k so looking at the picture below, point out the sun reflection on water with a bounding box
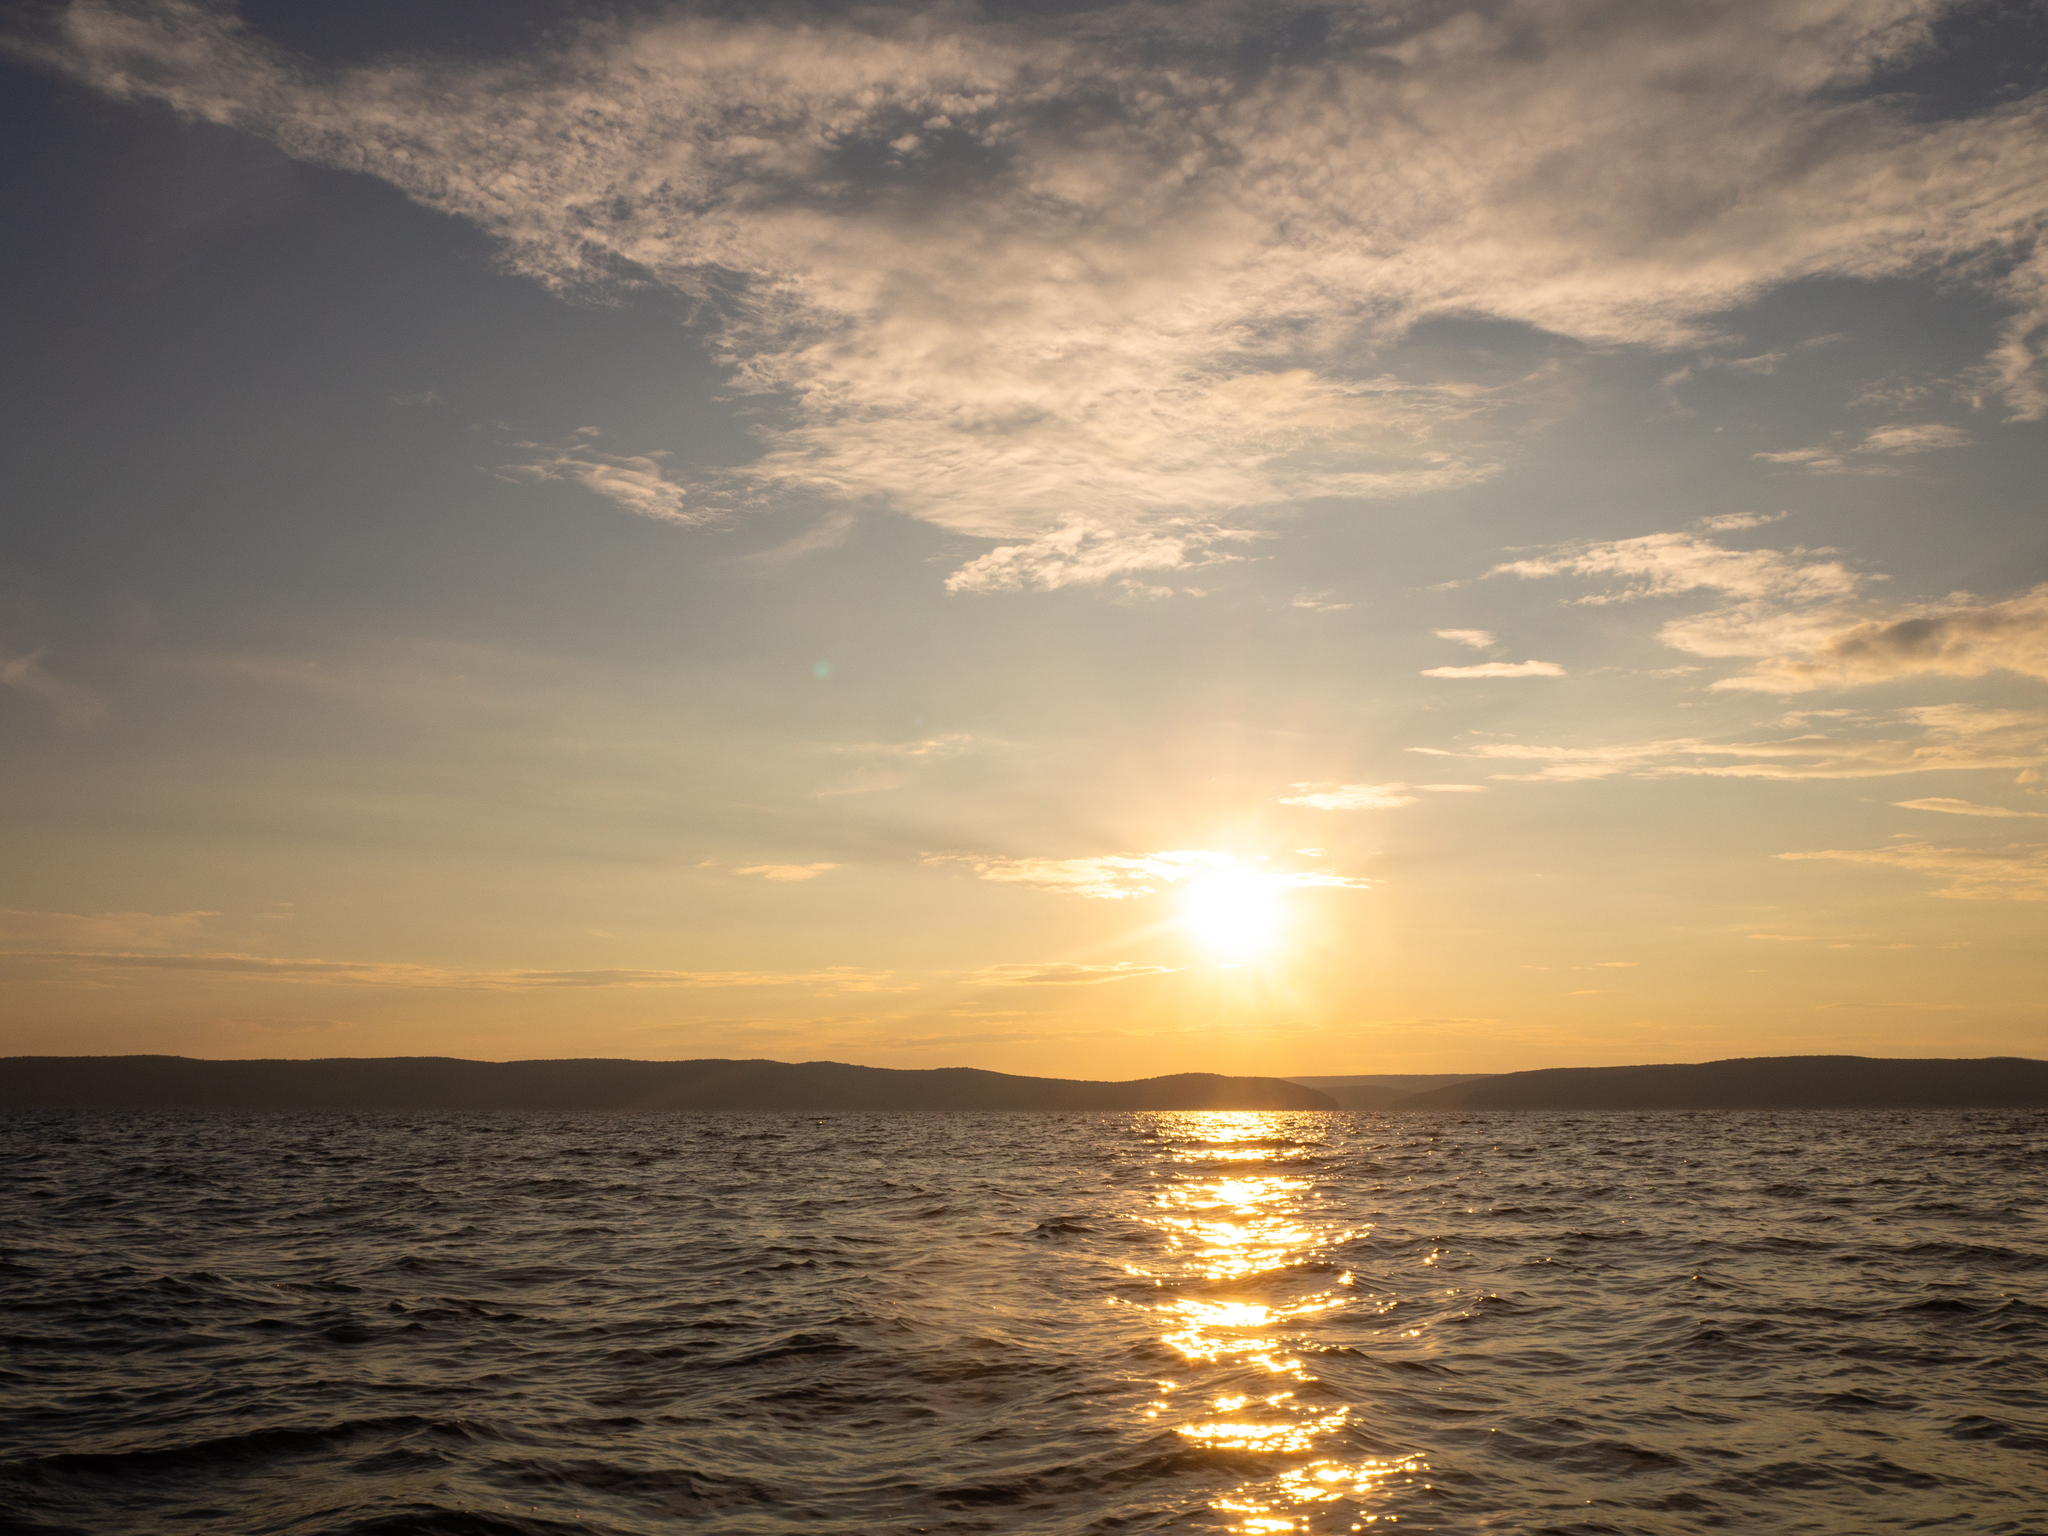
[1131,1112,1422,1533]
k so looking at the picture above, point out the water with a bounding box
[2,1110,2044,1535]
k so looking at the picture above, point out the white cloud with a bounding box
[1697,510,1788,532]
[735,863,840,881]
[1780,840,2048,900]
[1434,628,1496,649]
[1421,660,1566,679]
[31,0,2048,589]
[1894,798,2048,818]
[1280,783,1416,810]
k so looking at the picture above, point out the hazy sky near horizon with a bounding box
[3,0,2046,1074]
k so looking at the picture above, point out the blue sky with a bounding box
[3,0,2045,1071]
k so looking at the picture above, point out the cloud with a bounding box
[966,962,1180,987]
[503,440,701,525]
[29,0,2048,588]
[932,848,1369,899]
[1490,528,2048,694]
[1857,423,1973,454]
[1753,420,1974,473]
[1277,780,1482,807]
[1434,629,1496,649]
[1725,352,1787,375]
[1423,704,2048,781]
[1716,584,2048,693]
[0,951,897,989]
[944,522,1253,595]
[1780,840,2048,900]
[1697,511,1788,532]
[1894,797,2048,818]
[735,863,840,881]
[1489,531,1859,608]
[1421,660,1566,679]
[0,649,106,726]
[0,909,216,949]
[1279,783,1416,810]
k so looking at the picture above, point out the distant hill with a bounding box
[0,1057,1338,1113]
[1391,1056,2048,1110]
[1286,1074,1492,1110]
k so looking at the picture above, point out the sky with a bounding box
[2,0,2045,1075]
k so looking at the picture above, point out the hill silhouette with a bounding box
[1392,1056,2048,1110]
[1287,1073,1490,1110]
[0,1057,1337,1113]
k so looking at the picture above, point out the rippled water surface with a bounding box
[3,1110,2045,1534]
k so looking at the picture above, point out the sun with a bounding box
[1180,870,1286,962]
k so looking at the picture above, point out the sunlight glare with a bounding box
[1182,870,1286,961]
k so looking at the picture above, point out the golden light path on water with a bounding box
[1128,1113,1431,1533]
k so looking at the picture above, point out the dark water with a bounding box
[3,1111,2045,1535]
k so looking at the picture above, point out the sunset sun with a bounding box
[1181,871,1287,962]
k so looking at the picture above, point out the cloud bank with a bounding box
[27,0,2048,587]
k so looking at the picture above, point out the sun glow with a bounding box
[1181,870,1287,961]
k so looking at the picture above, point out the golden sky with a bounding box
[3,0,2045,1071]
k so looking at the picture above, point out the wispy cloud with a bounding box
[964,962,1180,987]
[1780,841,2048,900]
[1487,525,2048,695]
[1434,629,1496,649]
[0,649,106,726]
[1754,421,1974,473]
[502,434,702,525]
[1717,584,2048,693]
[1894,797,2048,819]
[931,849,1369,900]
[1419,705,2048,782]
[1489,532,1859,608]
[1279,783,1416,810]
[1278,779,1487,808]
[30,0,2048,589]
[0,951,898,989]
[734,863,840,882]
[1422,660,1566,679]
[0,908,217,949]
[944,523,1256,596]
